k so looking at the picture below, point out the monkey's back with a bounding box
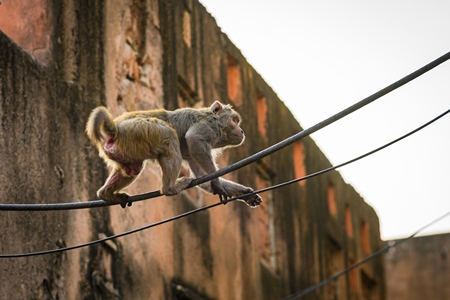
[115,106,218,137]
[115,116,180,161]
[114,109,170,123]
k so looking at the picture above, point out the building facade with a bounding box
[0,0,385,299]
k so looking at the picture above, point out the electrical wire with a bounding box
[1,50,449,211]
[281,210,450,300]
[192,50,450,187]
[261,107,450,193]
[1,107,448,258]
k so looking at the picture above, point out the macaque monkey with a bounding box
[86,101,262,208]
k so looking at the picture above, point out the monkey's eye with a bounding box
[232,116,240,124]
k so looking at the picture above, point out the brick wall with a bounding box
[0,0,385,299]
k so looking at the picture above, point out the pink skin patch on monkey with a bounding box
[104,137,143,176]
[104,137,116,153]
[121,163,143,176]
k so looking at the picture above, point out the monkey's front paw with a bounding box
[164,177,195,196]
[241,193,263,208]
[213,188,231,205]
[210,179,230,205]
[218,194,231,205]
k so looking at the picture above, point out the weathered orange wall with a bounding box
[0,0,385,299]
[0,0,51,64]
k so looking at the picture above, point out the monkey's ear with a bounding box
[210,101,223,115]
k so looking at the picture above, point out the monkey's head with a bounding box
[210,101,245,148]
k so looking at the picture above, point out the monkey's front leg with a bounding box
[196,175,262,207]
[188,158,262,207]
[187,160,230,204]
[98,169,137,208]
[185,131,230,203]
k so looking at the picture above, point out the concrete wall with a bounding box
[0,0,385,299]
[385,233,450,300]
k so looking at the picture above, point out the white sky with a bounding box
[200,0,450,240]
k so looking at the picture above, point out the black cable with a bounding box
[1,50,449,211]
[190,50,450,187]
[262,107,450,192]
[281,210,450,300]
[1,107,448,258]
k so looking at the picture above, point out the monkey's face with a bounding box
[223,114,245,147]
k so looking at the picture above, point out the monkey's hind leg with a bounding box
[98,169,138,208]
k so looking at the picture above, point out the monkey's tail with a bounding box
[86,106,117,146]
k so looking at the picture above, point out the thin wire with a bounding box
[281,210,450,300]
[0,201,223,258]
[1,50,449,211]
[1,107,448,258]
[190,50,450,187]
[261,107,450,192]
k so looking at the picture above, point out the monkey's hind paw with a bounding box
[116,194,132,209]
[120,201,133,209]
[99,192,132,209]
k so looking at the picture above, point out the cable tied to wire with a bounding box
[1,50,450,212]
